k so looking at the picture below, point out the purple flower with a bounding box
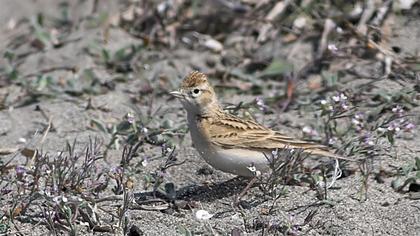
[15,165,27,175]
[392,105,404,117]
[125,112,135,124]
[328,137,338,145]
[341,103,349,110]
[302,126,319,137]
[110,166,123,175]
[404,122,416,132]
[320,99,333,112]
[387,121,401,132]
[332,93,347,103]
[328,44,339,54]
[352,112,365,131]
[161,143,173,155]
[16,165,27,180]
[255,97,268,112]
[271,149,279,157]
[321,93,351,114]
[156,170,167,178]
[361,133,374,146]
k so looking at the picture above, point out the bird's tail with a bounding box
[303,146,354,161]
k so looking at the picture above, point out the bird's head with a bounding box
[170,71,219,116]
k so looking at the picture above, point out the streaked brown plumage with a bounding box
[171,71,346,176]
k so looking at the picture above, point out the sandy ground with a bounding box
[1,0,419,235]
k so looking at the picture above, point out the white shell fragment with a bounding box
[195,210,213,220]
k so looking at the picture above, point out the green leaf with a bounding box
[411,63,420,71]
[0,222,10,234]
[35,75,51,91]
[7,68,19,81]
[177,226,193,236]
[401,163,415,175]
[90,119,108,133]
[260,58,294,77]
[415,157,420,170]
[4,50,15,62]
[116,121,132,133]
[322,71,338,87]
[391,177,404,191]
[386,131,395,145]
[34,30,51,48]
[101,49,110,64]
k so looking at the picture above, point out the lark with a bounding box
[170,71,346,177]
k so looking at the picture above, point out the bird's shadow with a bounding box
[176,177,249,202]
[134,177,250,203]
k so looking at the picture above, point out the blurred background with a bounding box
[0,0,419,235]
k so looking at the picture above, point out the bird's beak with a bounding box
[169,90,184,98]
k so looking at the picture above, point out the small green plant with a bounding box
[0,139,115,234]
[2,50,19,82]
[391,157,420,192]
[0,216,9,234]
[259,148,308,199]
[85,43,144,74]
[91,107,187,159]
[316,91,416,200]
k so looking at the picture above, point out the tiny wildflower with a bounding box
[62,196,68,203]
[328,105,334,111]
[404,122,415,132]
[341,103,349,110]
[328,44,338,54]
[53,196,63,205]
[161,143,173,155]
[125,112,135,124]
[271,149,279,157]
[387,122,401,133]
[391,105,404,117]
[15,165,27,176]
[377,127,386,133]
[302,126,319,137]
[320,99,334,113]
[156,170,167,178]
[352,112,365,131]
[361,133,375,147]
[255,97,268,112]
[328,137,338,145]
[141,157,149,167]
[110,166,123,176]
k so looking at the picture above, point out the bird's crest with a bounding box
[181,71,209,89]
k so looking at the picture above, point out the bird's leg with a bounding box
[234,176,258,205]
[234,164,261,205]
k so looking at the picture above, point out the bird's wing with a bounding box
[206,114,346,159]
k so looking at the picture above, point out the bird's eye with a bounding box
[191,89,201,97]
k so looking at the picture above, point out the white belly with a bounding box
[187,115,270,177]
[205,147,270,177]
[188,121,268,176]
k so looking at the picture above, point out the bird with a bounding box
[170,71,347,178]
